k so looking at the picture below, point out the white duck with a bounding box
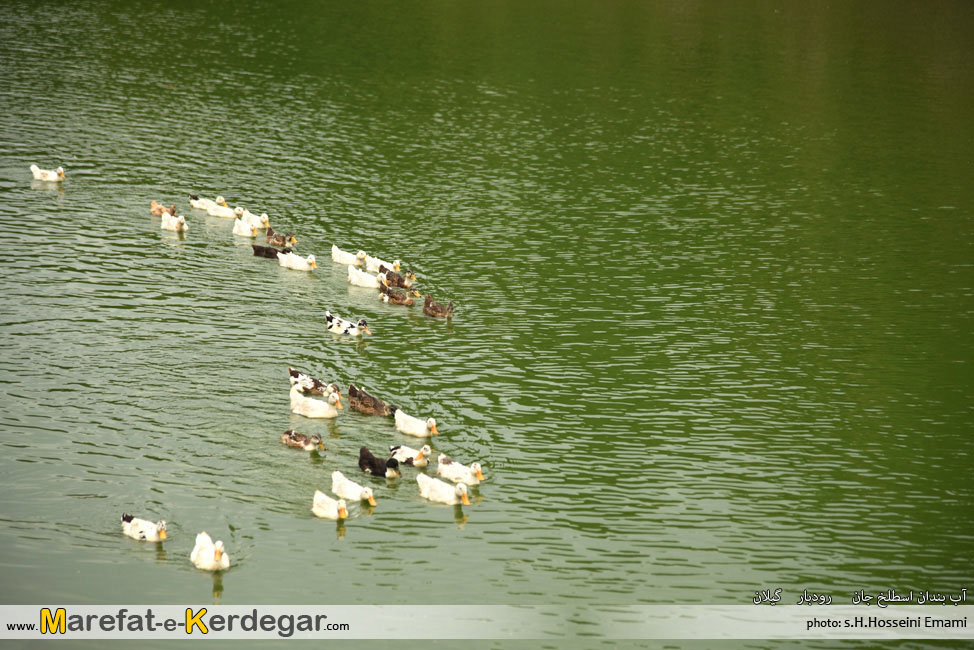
[390,444,431,467]
[120,513,167,541]
[161,213,189,232]
[325,309,371,336]
[208,202,241,218]
[241,208,270,230]
[189,194,224,211]
[312,490,348,519]
[365,254,400,273]
[190,532,230,571]
[348,265,385,288]
[232,217,258,237]
[279,251,317,271]
[331,471,377,506]
[290,383,342,418]
[417,474,470,506]
[437,454,485,485]
[332,245,367,266]
[30,164,65,181]
[395,408,439,437]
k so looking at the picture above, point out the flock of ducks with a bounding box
[25,166,483,573]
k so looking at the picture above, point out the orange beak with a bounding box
[338,507,348,519]
[367,495,377,507]
[430,423,439,435]
[59,170,66,179]
[214,548,223,561]
[475,469,485,481]
[362,326,372,335]
[414,450,425,461]
[412,289,421,297]
[158,529,167,541]
[219,199,228,207]
[336,396,343,410]
[311,260,318,269]
[460,492,471,506]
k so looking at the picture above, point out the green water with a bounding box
[1,1,972,647]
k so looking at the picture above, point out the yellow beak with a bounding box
[476,469,485,481]
[338,507,348,519]
[367,495,377,507]
[311,261,318,269]
[430,423,439,435]
[59,170,66,179]
[214,548,223,560]
[317,441,326,451]
[412,289,421,297]
[394,262,401,272]
[414,450,425,460]
[362,326,372,335]
[158,529,167,540]
[336,397,343,410]
[219,199,228,207]
[461,493,470,506]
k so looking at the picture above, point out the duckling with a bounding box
[266,226,298,247]
[436,454,485,485]
[423,294,455,318]
[190,532,230,571]
[232,217,258,237]
[288,367,340,396]
[348,265,385,289]
[325,309,371,336]
[240,208,270,229]
[395,408,439,437]
[189,194,226,211]
[160,213,189,232]
[417,474,470,506]
[252,244,292,258]
[290,383,342,418]
[332,245,366,266]
[150,200,176,216]
[311,490,348,520]
[378,265,415,289]
[358,446,402,478]
[379,283,421,306]
[366,254,400,273]
[30,164,65,181]
[121,513,167,542]
[280,430,325,451]
[331,471,378,506]
[348,383,396,416]
[278,251,317,272]
[390,444,431,467]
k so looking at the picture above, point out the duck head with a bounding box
[337,499,348,519]
[416,444,432,461]
[213,540,225,561]
[288,234,298,246]
[427,417,438,435]
[216,196,228,207]
[328,391,343,410]
[310,434,325,451]
[455,483,471,506]
[470,462,485,481]
[410,288,421,298]
[307,254,317,269]
[234,206,245,217]
[356,319,372,335]
[361,487,377,507]
[57,166,65,179]
[157,521,168,540]
[385,458,402,478]
[260,213,270,228]
[356,251,367,261]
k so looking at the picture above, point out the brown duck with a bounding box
[423,295,455,318]
[266,226,298,247]
[379,283,421,306]
[348,384,397,417]
[378,265,416,289]
[280,430,325,451]
[150,200,177,216]
[253,244,292,258]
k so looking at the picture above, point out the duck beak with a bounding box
[317,441,326,451]
[394,262,401,272]
[414,450,425,461]
[158,529,167,541]
[476,469,485,481]
[59,170,66,179]
[338,506,348,519]
[292,237,299,244]
[214,548,223,560]
[362,325,372,335]
[311,260,318,269]
[219,199,228,207]
[430,423,439,435]
[367,495,377,507]
[412,289,421,297]
[461,492,471,506]
[336,396,343,410]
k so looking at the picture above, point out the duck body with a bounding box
[232,217,258,237]
[390,444,431,467]
[332,245,366,266]
[325,310,371,336]
[348,265,384,288]
[207,202,238,218]
[121,513,167,541]
[160,213,189,232]
[189,194,225,211]
[378,265,415,288]
[379,283,420,306]
[290,383,342,418]
[437,454,485,485]
[240,208,270,229]
[267,226,297,247]
[30,164,65,181]
[417,474,470,505]
[395,408,439,437]
[312,490,348,519]
[331,471,377,506]
[279,251,317,271]
[423,295,455,318]
[288,367,339,396]
[358,446,402,478]
[150,200,176,216]
[348,383,396,416]
[190,531,230,571]
[280,430,325,451]
[252,244,291,258]
[366,254,400,273]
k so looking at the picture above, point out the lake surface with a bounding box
[0,1,972,647]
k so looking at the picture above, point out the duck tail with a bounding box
[188,193,199,201]
[121,513,134,523]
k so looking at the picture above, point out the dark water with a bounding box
[0,1,972,646]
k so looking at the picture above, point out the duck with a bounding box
[280,430,325,451]
[311,490,348,520]
[348,383,396,416]
[207,202,241,219]
[379,283,421,306]
[325,310,371,336]
[252,244,291,258]
[266,226,298,247]
[423,295,455,318]
[436,454,485,485]
[417,474,470,506]
[160,213,189,232]
[150,200,176,216]
[332,245,366,266]
[30,164,65,181]
[348,265,385,289]
[288,367,340,396]
[378,265,416,289]
[120,513,167,541]
[366,254,400,273]
[395,408,439,437]
[331,471,378,506]
[189,194,226,211]
[240,208,270,230]
[232,217,258,237]
[389,444,431,467]
[190,531,230,571]
[290,383,342,418]
[278,251,317,272]
[358,446,402,478]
